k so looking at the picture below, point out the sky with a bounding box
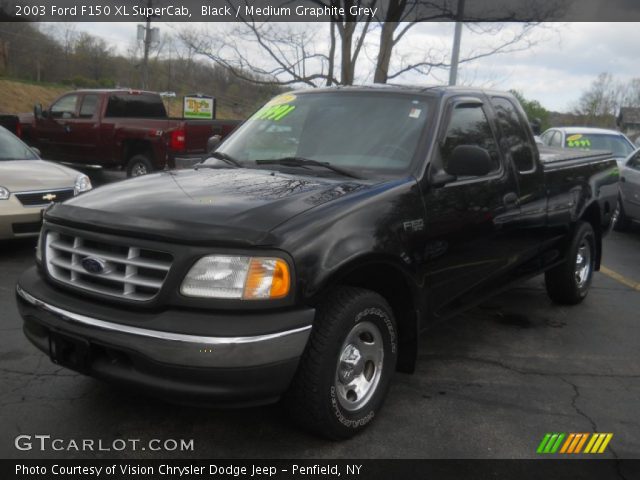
[66,21,639,112]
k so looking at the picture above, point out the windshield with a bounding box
[565,133,634,158]
[0,127,38,161]
[212,91,431,177]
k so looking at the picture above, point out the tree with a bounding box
[73,32,114,82]
[575,73,618,118]
[510,90,550,131]
[180,0,563,88]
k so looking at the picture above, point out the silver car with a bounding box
[615,148,640,230]
[540,127,635,167]
[0,127,92,240]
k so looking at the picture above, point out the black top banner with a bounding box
[2,0,640,22]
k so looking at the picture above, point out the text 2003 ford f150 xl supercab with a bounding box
[16,86,618,439]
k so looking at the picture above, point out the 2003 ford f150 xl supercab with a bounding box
[16,86,618,439]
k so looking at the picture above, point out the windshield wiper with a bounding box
[195,151,242,169]
[255,157,361,179]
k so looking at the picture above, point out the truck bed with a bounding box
[538,146,613,169]
[0,114,20,136]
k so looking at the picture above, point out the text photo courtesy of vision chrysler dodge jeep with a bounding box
[16,86,618,439]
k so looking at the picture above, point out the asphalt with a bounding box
[1,182,639,459]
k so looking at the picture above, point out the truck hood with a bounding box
[0,160,78,191]
[45,168,369,246]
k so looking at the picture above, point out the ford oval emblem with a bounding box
[81,257,107,274]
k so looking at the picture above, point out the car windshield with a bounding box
[565,133,634,158]
[0,127,38,161]
[210,91,432,177]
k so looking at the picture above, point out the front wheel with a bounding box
[126,154,154,177]
[545,221,596,305]
[285,286,398,439]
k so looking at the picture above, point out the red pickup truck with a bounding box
[20,89,241,177]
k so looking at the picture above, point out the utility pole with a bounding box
[141,0,153,90]
[139,0,161,90]
[448,0,465,86]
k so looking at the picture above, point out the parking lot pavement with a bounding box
[1,230,639,460]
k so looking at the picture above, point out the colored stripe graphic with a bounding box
[574,433,589,453]
[538,433,613,454]
[559,433,575,453]
[537,433,552,453]
[537,433,565,454]
[585,433,613,454]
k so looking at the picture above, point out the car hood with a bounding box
[0,160,78,191]
[45,168,371,246]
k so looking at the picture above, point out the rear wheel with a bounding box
[126,154,153,177]
[285,286,398,439]
[545,221,596,305]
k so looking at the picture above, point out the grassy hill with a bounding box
[0,78,237,118]
[0,79,68,114]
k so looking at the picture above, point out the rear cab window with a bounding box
[79,94,100,119]
[105,93,167,118]
[490,97,536,173]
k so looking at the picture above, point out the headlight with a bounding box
[0,186,9,200]
[180,255,291,300]
[74,174,92,195]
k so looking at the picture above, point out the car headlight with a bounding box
[74,174,92,195]
[0,186,9,200]
[180,255,291,300]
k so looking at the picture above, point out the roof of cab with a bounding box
[290,84,516,98]
[69,89,159,95]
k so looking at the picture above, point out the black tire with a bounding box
[285,286,398,439]
[126,154,154,177]
[545,221,596,305]
[613,198,632,232]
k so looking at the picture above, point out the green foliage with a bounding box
[509,89,551,132]
[62,76,116,88]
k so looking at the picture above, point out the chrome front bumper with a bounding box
[16,284,312,369]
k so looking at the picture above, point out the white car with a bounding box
[540,127,635,167]
[0,127,92,240]
[615,148,640,230]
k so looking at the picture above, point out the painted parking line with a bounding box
[600,266,640,291]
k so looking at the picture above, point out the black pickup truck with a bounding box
[16,86,618,439]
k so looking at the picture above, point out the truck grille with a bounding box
[44,231,173,302]
[15,188,75,206]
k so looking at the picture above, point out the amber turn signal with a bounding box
[243,258,290,300]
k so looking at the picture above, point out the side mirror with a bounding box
[30,147,41,157]
[530,118,542,136]
[445,145,493,177]
[207,134,222,153]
